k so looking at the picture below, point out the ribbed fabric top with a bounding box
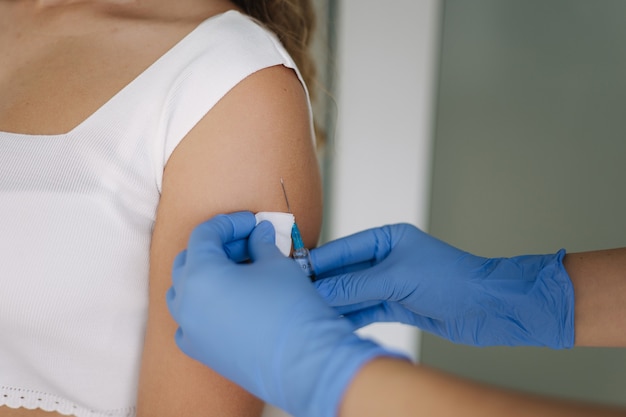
[0,11,308,416]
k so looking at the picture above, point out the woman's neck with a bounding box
[9,0,238,22]
[35,0,136,8]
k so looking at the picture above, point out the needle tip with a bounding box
[280,178,291,213]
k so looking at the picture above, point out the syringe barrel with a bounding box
[293,247,315,279]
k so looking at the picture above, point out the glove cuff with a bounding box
[494,249,575,349]
[308,334,409,417]
[542,249,575,348]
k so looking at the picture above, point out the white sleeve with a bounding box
[152,12,311,193]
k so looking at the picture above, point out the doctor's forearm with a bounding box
[339,358,626,417]
[563,248,626,347]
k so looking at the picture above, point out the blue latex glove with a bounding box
[166,212,399,417]
[310,223,575,348]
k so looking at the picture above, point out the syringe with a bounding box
[280,178,315,280]
[291,221,315,279]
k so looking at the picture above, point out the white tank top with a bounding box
[0,11,309,416]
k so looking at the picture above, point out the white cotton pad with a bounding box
[255,212,294,256]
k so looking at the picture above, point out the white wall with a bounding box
[326,0,441,359]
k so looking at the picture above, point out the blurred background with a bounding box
[266,0,626,415]
[424,0,626,406]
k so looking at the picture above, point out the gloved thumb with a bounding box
[248,221,285,262]
[185,212,256,267]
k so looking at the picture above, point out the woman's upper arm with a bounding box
[136,64,322,416]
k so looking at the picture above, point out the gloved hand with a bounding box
[310,223,575,348]
[166,212,399,417]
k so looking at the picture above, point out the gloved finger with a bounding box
[313,260,374,281]
[331,300,380,316]
[342,302,412,329]
[310,227,394,276]
[407,315,446,337]
[340,306,385,329]
[186,212,257,266]
[247,221,286,262]
[171,250,187,289]
[173,327,193,359]
[174,327,210,365]
[165,286,179,321]
[223,238,250,263]
[173,249,187,270]
[313,266,400,306]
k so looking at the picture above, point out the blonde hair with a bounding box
[232,0,317,100]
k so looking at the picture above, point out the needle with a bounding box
[280,177,292,213]
[279,177,315,280]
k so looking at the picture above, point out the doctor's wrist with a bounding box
[311,334,410,417]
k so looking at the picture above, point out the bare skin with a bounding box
[341,357,626,417]
[0,1,322,416]
[566,248,626,347]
